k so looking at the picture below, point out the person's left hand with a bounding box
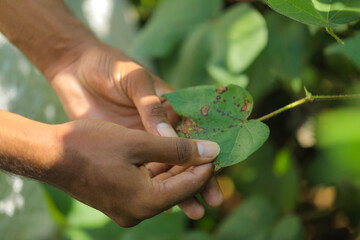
[46,42,223,219]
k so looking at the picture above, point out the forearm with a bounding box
[0,109,60,181]
[0,0,99,79]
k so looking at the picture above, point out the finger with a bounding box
[151,75,180,127]
[154,163,214,210]
[154,165,188,181]
[201,177,223,207]
[155,168,222,206]
[162,101,180,127]
[155,166,221,217]
[130,71,170,136]
[155,166,206,219]
[151,73,174,97]
[134,134,220,166]
[178,197,205,220]
[156,122,177,137]
[146,162,172,178]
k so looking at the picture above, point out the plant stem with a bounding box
[325,27,344,44]
[256,93,360,122]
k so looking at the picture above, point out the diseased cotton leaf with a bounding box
[163,84,269,170]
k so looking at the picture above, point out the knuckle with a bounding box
[120,67,149,98]
[175,138,193,164]
[149,103,167,119]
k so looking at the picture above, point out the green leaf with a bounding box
[326,32,360,69]
[270,215,305,240]
[316,107,360,148]
[66,200,109,229]
[208,4,267,81]
[266,0,360,27]
[183,231,216,240]
[207,65,249,87]
[245,12,309,102]
[232,143,299,212]
[216,196,278,240]
[273,148,291,177]
[163,84,269,170]
[309,107,360,186]
[121,212,185,240]
[130,0,222,58]
[161,22,214,89]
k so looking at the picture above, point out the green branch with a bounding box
[256,91,360,122]
[325,27,344,45]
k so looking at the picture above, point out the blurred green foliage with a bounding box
[1,0,360,239]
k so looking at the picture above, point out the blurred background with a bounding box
[1,0,360,239]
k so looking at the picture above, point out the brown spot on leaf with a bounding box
[176,117,204,138]
[200,105,210,116]
[216,86,228,94]
[216,96,221,100]
[241,100,251,113]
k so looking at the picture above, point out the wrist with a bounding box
[0,110,62,181]
[43,38,102,81]
[39,122,76,187]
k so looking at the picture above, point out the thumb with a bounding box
[133,135,220,166]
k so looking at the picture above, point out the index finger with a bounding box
[152,163,214,210]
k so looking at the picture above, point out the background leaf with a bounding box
[160,22,214,89]
[309,107,360,186]
[270,215,305,240]
[209,4,267,74]
[326,32,360,69]
[266,0,360,27]
[230,143,299,212]
[130,0,222,58]
[164,84,269,170]
[245,12,310,102]
[216,196,277,240]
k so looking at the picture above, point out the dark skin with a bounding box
[0,110,219,227]
[0,0,223,224]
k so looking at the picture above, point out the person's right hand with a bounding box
[44,119,220,227]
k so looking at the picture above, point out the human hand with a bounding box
[0,0,222,221]
[44,119,220,227]
[46,42,223,219]
[47,42,178,131]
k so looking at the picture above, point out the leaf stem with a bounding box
[256,93,360,122]
[325,27,344,45]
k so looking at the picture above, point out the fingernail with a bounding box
[156,123,177,137]
[197,141,220,159]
